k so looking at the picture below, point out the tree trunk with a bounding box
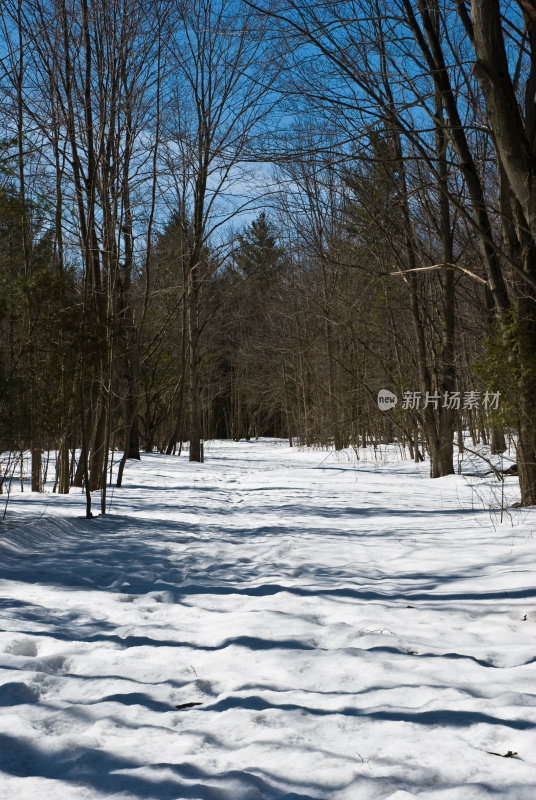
[188,252,203,463]
[89,393,107,491]
[517,428,536,506]
[490,425,506,455]
[31,449,42,492]
[57,438,70,494]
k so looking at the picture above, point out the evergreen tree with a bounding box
[233,212,283,286]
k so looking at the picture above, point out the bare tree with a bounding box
[461,0,536,503]
[161,0,278,461]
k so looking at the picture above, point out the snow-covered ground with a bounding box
[0,440,535,800]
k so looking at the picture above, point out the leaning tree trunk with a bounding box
[467,0,536,503]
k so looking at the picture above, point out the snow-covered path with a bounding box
[0,440,535,799]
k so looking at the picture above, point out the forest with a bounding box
[1,0,536,512]
[2,3,536,797]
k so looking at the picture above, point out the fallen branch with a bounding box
[461,446,505,481]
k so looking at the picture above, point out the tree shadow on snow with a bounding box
[199,694,535,730]
[0,732,326,800]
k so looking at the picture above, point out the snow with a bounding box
[0,439,535,799]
